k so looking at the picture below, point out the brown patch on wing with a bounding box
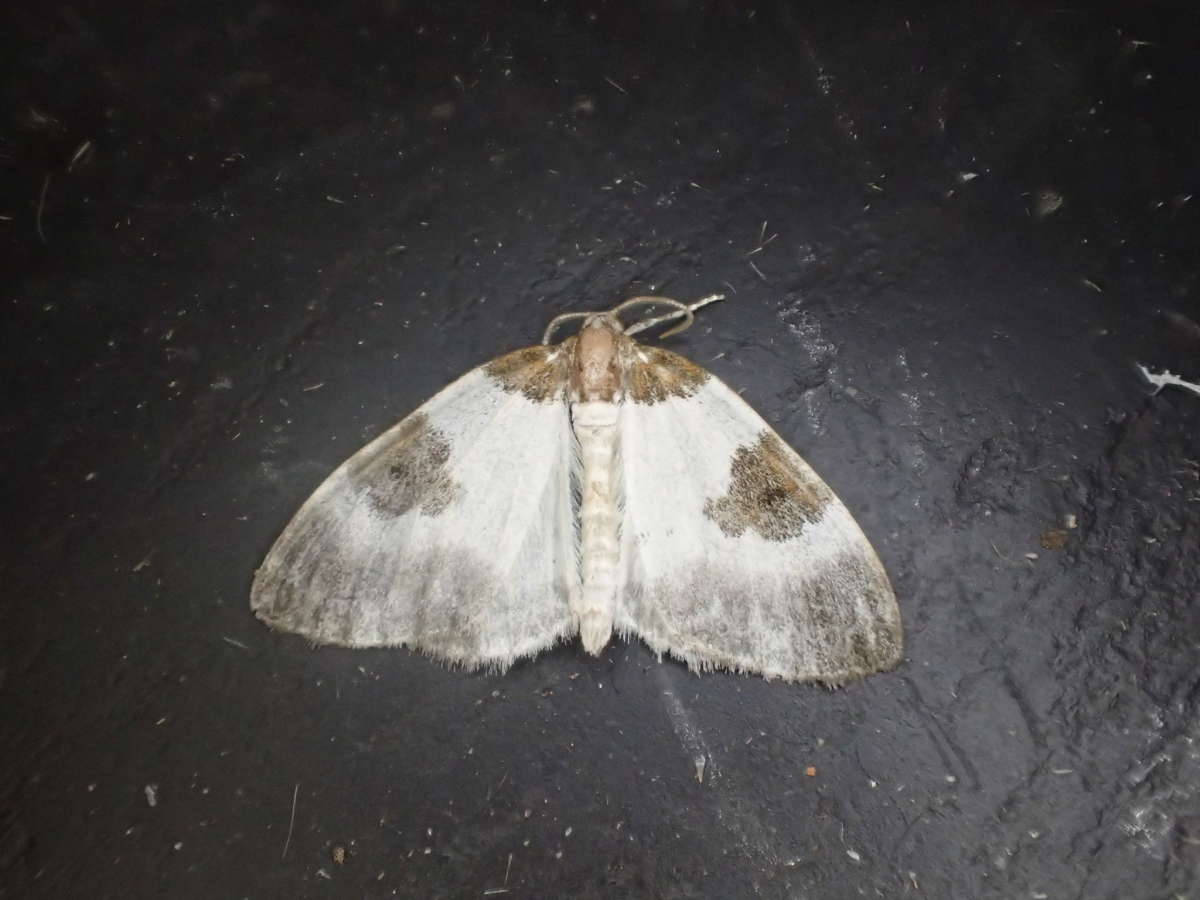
[623,344,710,404]
[704,432,833,541]
[485,340,572,402]
[355,412,460,517]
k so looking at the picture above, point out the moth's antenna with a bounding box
[620,293,725,339]
[542,311,593,345]
[610,296,688,330]
[541,293,725,344]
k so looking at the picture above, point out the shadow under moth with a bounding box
[251,295,902,683]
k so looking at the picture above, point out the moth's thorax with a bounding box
[570,316,626,403]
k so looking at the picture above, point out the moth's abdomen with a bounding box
[571,400,621,654]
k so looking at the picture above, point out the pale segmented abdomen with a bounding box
[570,400,621,654]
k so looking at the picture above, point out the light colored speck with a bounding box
[564,827,573,838]
[144,784,158,807]
[1033,188,1064,218]
[846,849,861,862]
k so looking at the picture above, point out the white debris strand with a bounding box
[1138,364,1200,399]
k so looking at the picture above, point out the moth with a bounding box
[251,295,902,683]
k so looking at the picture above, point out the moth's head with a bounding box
[578,312,624,337]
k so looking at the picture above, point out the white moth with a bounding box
[251,295,902,683]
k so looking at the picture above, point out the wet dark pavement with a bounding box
[3,2,1199,898]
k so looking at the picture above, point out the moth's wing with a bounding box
[615,345,901,684]
[251,341,581,670]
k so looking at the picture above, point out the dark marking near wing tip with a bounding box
[704,432,832,541]
[838,552,903,667]
[624,344,709,404]
[848,632,874,671]
[485,340,572,402]
[358,412,459,517]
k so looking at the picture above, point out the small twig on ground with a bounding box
[282,783,299,859]
[68,140,93,172]
[36,174,50,244]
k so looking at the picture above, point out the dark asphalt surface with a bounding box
[3,2,1199,898]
